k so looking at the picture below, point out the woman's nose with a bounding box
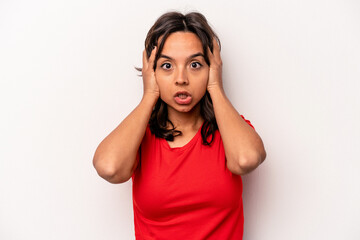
[175,68,188,85]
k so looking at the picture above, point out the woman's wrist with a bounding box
[207,84,225,97]
[141,92,159,107]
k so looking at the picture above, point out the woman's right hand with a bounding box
[142,47,160,99]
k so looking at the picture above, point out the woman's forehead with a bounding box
[160,32,204,57]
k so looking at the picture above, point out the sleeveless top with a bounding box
[131,116,254,239]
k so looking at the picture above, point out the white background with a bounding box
[1,0,359,239]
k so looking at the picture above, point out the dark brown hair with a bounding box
[138,11,221,145]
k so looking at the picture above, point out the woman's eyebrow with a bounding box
[159,52,205,60]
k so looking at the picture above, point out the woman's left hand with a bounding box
[207,38,224,92]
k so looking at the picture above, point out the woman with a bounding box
[93,11,266,239]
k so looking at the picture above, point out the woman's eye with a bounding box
[191,62,202,69]
[161,63,172,70]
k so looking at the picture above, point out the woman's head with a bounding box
[144,11,220,70]
[142,11,219,145]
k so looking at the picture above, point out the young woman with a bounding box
[93,11,266,240]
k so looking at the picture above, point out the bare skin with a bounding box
[205,38,266,175]
[154,32,208,148]
[92,31,266,184]
[92,46,159,184]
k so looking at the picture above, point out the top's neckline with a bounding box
[162,123,203,152]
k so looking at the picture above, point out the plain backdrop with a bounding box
[1,0,359,239]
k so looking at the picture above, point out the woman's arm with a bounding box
[209,87,266,175]
[93,47,159,183]
[93,94,157,183]
[207,40,266,175]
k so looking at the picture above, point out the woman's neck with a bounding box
[167,105,204,131]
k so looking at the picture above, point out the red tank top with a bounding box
[131,116,254,239]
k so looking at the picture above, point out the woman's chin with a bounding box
[167,103,200,115]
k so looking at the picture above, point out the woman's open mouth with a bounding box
[174,91,192,105]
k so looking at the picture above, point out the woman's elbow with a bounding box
[238,149,266,175]
[93,159,130,184]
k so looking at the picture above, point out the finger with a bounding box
[213,37,220,50]
[148,46,157,70]
[212,38,221,62]
[142,49,148,69]
[207,45,214,65]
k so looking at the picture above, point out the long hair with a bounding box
[137,11,220,145]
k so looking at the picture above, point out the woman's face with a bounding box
[155,31,209,114]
